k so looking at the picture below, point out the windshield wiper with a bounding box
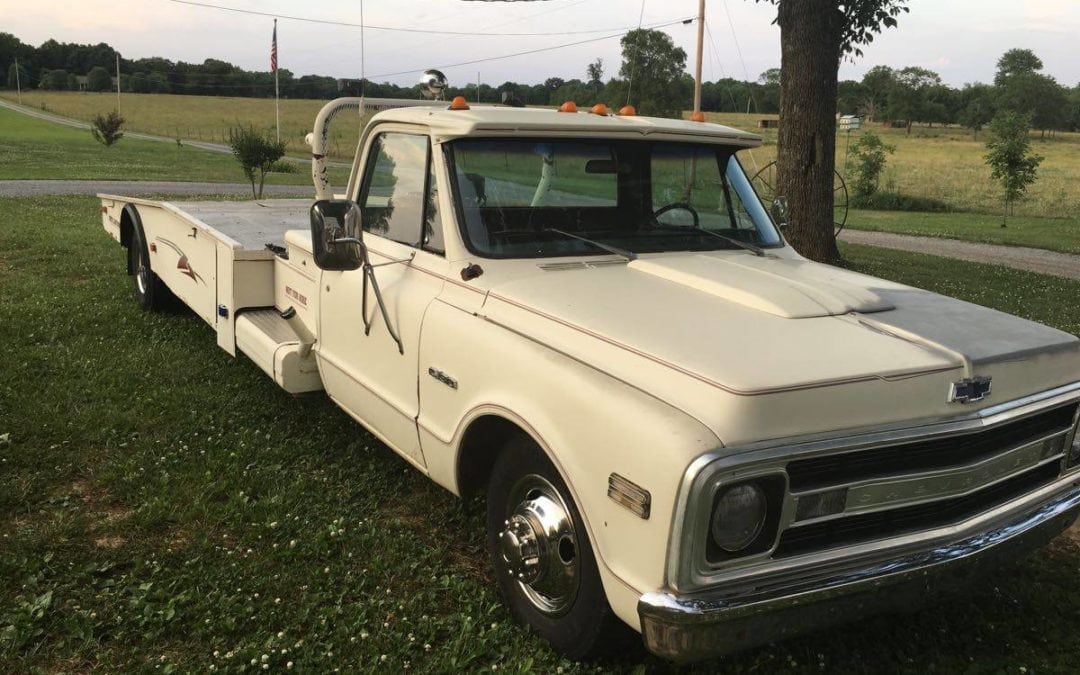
[544,228,637,261]
[649,223,766,257]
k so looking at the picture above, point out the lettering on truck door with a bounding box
[315,130,447,466]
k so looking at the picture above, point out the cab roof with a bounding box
[367,105,763,147]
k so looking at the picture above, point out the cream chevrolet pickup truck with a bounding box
[99,96,1080,662]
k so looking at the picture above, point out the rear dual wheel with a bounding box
[486,435,632,660]
[128,219,172,311]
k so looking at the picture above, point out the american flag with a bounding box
[270,20,278,73]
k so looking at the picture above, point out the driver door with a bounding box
[316,130,448,468]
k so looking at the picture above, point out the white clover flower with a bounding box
[261,654,269,663]
[287,662,294,670]
[380,655,388,662]
[289,540,297,548]
[277,631,284,638]
[275,598,281,604]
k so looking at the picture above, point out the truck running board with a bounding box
[235,309,324,394]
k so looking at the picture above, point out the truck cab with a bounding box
[101,98,1080,662]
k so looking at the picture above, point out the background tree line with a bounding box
[3,32,1079,135]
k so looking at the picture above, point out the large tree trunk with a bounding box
[776,0,844,263]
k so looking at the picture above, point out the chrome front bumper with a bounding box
[638,482,1080,662]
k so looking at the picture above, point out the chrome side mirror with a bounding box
[310,199,364,271]
[771,196,789,230]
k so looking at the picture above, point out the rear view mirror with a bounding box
[771,196,789,229]
[310,199,364,271]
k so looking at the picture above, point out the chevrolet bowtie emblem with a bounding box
[949,375,992,404]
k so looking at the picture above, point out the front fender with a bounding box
[417,299,720,628]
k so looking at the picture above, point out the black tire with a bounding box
[486,434,633,661]
[128,220,172,311]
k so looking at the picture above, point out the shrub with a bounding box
[846,132,895,199]
[266,159,297,174]
[985,111,1042,227]
[90,110,125,147]
[227,125,287,199]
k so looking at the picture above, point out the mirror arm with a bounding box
[332,236,364,246]
[359,251,404,355]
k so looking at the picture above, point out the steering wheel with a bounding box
[652,202,700,229]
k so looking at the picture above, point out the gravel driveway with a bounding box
[840,229,1080,281]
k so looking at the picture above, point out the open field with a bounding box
[1,194,1079,672]
[846,210,1080,255]
[1,91,367,160]
[0,106,351,188]
[703,111,1080,221]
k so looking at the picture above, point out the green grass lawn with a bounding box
[846,210,1080,256]
[0,106,349,187]
[1,195,1078,672]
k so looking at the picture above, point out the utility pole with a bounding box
[274,18,280,142]
[476,71,481,103]
[692,0,705,120]
[115,53,121,114]
[14,57,22,105]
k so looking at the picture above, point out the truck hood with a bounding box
[479,251,1080,432]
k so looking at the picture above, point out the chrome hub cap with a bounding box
[499,474,580,616]
[136,251,149,295]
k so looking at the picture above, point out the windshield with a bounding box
[447,138,782,258]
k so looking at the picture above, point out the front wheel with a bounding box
[486,435,631,660]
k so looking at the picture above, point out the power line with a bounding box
[365,17,692,80]
[719,0,752,82]
[625,0,648,106]
[167,0,684,37]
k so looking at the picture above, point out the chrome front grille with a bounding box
[776,461,1062,558]
[777,402,1078,558]
[786,404,1078,492]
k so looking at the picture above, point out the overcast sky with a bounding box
[3,0,1078,88]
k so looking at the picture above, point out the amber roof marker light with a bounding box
[448,96,470,111]
[690,111,706,123]
[617,105,637,116]
[557,101,578,113]
[589,103,610,116]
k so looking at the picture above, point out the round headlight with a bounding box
[710,482,768,552]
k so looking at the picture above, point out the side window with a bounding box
[359,133,431,247]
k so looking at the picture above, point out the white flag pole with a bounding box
[116,53,121,114]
